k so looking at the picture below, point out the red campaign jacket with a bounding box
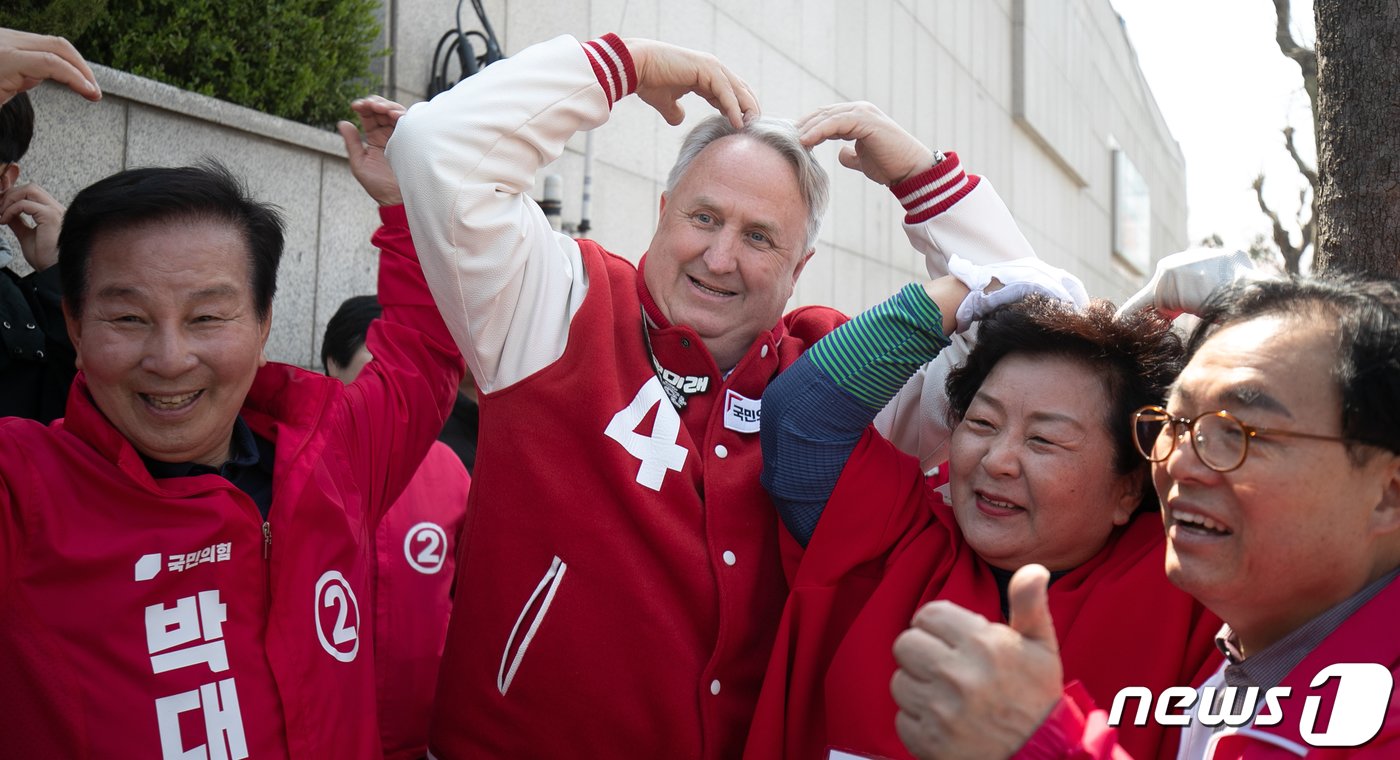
[427,242,845,759]
[0,204,461,758]
[744,429,1222,760]
[373,441,470,760]
[1024,575,1400,759]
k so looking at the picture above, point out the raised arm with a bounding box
[1115,246,1265,319]
[761,258,1084,546]
[797,102,1046,470]
[333,99,464,524]
[386,35,612,395]
[883,157,1056,468]
[761,278,964,545]
[798,101,1035,278]
[387,34,757,395]
[0,27,100,105]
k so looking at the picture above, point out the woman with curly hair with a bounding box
[746,280,1222,760]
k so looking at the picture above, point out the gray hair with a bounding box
[666,116,828,252]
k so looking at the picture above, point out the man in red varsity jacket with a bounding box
[386,33,1041,759]
[0,103,462,756]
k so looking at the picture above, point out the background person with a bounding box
[322,293,470,760]
[0,25,106,423]
[435,371,478,474]
[331,103,472,759]
[0,90,74,421]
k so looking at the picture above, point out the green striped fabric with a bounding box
[807,283,951,410]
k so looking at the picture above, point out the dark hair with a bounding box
[0,92,34,164]
[947,296,1184,512]
[58,161,285,319]
[1188,274,1400,462]
[322,294,381,372]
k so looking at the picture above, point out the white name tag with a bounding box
[722,390,761,434]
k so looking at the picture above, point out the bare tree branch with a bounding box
[1272,0,1319,110]
[1283,126,1317,267]
[1296,186,1316,262]
[1299,213,1315,268]
[1282,126,1319,186]
[1254,173,1306,273]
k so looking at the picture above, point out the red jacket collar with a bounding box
[59,364,337,489]
[60,373,152,483]
[1221,574,1400,753]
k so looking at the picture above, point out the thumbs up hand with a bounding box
[1007,563,1060,652]
[890,565,1065,760]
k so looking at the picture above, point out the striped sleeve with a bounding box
[760,355,878,546]
[807,283,952,410]
[581,34,637,108]
[891,152,981,224]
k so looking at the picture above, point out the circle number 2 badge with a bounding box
[404,521,449,575]
[314,570,360,662]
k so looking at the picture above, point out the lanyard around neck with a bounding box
[639,306,711,411]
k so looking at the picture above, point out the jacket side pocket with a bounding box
[497,555,567,695]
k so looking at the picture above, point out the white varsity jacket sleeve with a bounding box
[387,34,635,394]
[874,155,1038,472]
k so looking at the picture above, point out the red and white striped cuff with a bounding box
[582,33,637,108]
[891,152,981,224]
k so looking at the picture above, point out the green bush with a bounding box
[2,0,384,128]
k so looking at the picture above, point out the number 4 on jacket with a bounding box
[605,377,688,491]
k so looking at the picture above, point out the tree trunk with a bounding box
[1312,0,1400,278]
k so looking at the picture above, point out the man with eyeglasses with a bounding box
[887,273,1400,758]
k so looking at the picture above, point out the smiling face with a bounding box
[949,353,1141,572]
[1157,314,1400,653]
[65,218,271,467]
[643,135,813,371]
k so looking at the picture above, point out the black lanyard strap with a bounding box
[640,306,711,411]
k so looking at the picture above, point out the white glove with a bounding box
[1116,247,1267,319]
[947,255,1089,333]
